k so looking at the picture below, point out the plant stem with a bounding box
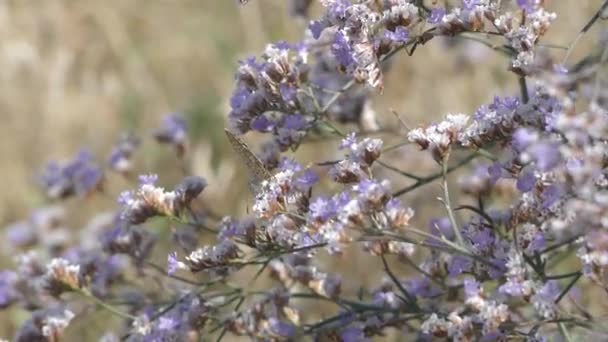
[75,288,137,321]
[442,153,465,247]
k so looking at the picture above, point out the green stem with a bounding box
[393,152,478,197]
[75,288,137,320]
[442,153,465,247]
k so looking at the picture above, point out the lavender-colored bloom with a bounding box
[463,278,480,298]
[279,83,297,103]
[529,142,561,171]
[516,171,536,193]
[278,157,303,173]
[462,0,481,11]
[157,316,180,330]
[407,277,442,298]
[5,221,36,248]
[331,31,355,68]
[481,332,506,342]
[448,256,472,277]
[385,27,409,43]
[429,216,454,240]
[566,158,583,172]
[499,279,527,297]
[340,132,357,150]
[154,114,188,156]
[340,327,368,342]
[295,169,319,190]
[553,63,568,74]
[471,229,495,252]
[541,184,562,208]
[516,0,537,12]
[512,128,537,151]
[251,115,275,132]
[167,252,181,275]
[309,20,326,39]
[39,149,103,199]
[282,114,308,131]
[0,271,18,308]
[537,280,560,301]
[138,174,158,186]
[427,7,446,24]
[528,232,546,252]
[502,96,520,110]
[309,197,337,222]
[107,133,140,174]
[487,162,504,185]
[268,318,296,338]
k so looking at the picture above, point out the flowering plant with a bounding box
[2,0,608,341]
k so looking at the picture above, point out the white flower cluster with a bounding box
[407,114,469,160]
[496,6,556,72]
[41,309,75,341]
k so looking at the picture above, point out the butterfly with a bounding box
[224,129,272,193]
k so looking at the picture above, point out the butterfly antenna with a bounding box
[390,108,412,131]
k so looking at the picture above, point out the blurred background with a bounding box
[0,0,605,339]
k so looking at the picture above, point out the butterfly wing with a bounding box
[224,129,272,191]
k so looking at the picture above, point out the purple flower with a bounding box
[340,327,368,342]
[462,0,481,11]
[541,184,563,208]
[107,133,140,174]
[0,271,18,308]
[429,217,454,240]
[566,158,583,172]
[309,197,337,222]
[407,277,442,298]
[502,96,520,110]
[385,27,409,43]
[138,174,158,186]
[536,280,560,301]
[331,31,355,68]
[512,128,537,151]
[282,114,308,131]
[516,171,536,193]
[427,7,445,24]
[268,318,296,338]
[279,83,297,103]
[157,316,180,330]
[339,132,358,150]
[487,162,504,184]
[528,232,546,252]
[516,0,536,12]
[529,142,561,171]
[499,279,526,297]
[251,115,275,132]
[167,252,180,275]
[296,169,319,190]
[5,221,36,248]
[279,157,303,173]
[448,256,472,277]
[470,229,495,252]
[154,114,188,155]
[463,278,480,298]
[553,63,568,74]
[39,149,103,199]
[309,20,326,39]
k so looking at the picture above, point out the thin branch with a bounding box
[380,254,419,307]
[562,0,608,65]
[440,152,465,247]
[393,152,478,197]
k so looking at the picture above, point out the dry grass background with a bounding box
[0,0,605,340]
